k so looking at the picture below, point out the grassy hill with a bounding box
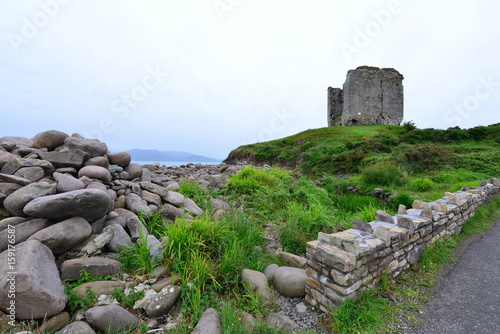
[224,123,500,177]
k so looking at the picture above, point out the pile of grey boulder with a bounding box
[0,130,235,333]
[0,130,326,334]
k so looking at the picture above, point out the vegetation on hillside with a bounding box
[224,123,500,177]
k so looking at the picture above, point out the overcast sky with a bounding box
[1,0,499,159]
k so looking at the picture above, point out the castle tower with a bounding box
[328,66,404,126]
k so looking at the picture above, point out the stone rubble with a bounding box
[0,130,239,333]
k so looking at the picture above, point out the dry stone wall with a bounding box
[305,180,500,312]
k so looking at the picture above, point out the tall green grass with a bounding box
[224,167,342,254]
[331,289,393,334]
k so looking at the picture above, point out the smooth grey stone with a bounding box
[191,307,221,334]
[146,285,181,318]
[64,136,108,158]
[32,130,68,150]
[85,304,139,333]
[272,267,307,298]
[78,166,112,183]
[3,182,57,216]
[60,257,122,281]
[23,189,112,221]
[0,218,50,252]
[39,150,88,168]
[103,224,132,252]
[57,321,95,334]
[53,172,85,192]
[0,240,67,319]
[28,217,92,254]
[107,152,131,167]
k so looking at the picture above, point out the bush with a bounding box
[402,120,417,132]
[401,127,470,143]
[360,162,404,186]
[392,192,414,209]
[409,178,435,192]
[226,166,290,195]
[431,169,489,183]
[402,144,453,172]
[254,144,276,160]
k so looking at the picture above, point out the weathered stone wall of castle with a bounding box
[328,66,404,127]
[327,88,343,127]
[305,179,500,313]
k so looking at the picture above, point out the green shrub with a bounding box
[360,162,404,186]
[333,150,367,172]
[431,168,489,183]
[364,134,399,153]
[392,192,414,209]
[254,145,276,160]
[303,145,349,172]
[280,220,309,254]
[402,120,417,132]
[400,127,470,143]
[226,166,290,195]
[402,144,453,172]
[409,178,435,192]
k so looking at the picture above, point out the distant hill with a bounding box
[127,149,221,162]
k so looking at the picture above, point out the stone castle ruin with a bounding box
[328,66,404,126]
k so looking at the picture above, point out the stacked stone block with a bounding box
[305,180,500,313]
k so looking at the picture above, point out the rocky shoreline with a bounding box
[0,130,324,333]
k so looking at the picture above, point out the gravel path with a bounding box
[276,295,332,333]
[405,220,500,334]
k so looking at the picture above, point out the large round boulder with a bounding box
[53,172,85,192]
[107,152,131,167]
[3,182,57,216]
[64,136,108,158]
[146,285,181,317]
[78,166,112,183]
[32,130,68,150]
[85,305,139,333]
[28,217,92,254]
[0,240,67,319]
[241,269,274,305]
[23,189,112,221]
[60,257,122,281]
[0,218,50,252]
[272,267,307,298]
